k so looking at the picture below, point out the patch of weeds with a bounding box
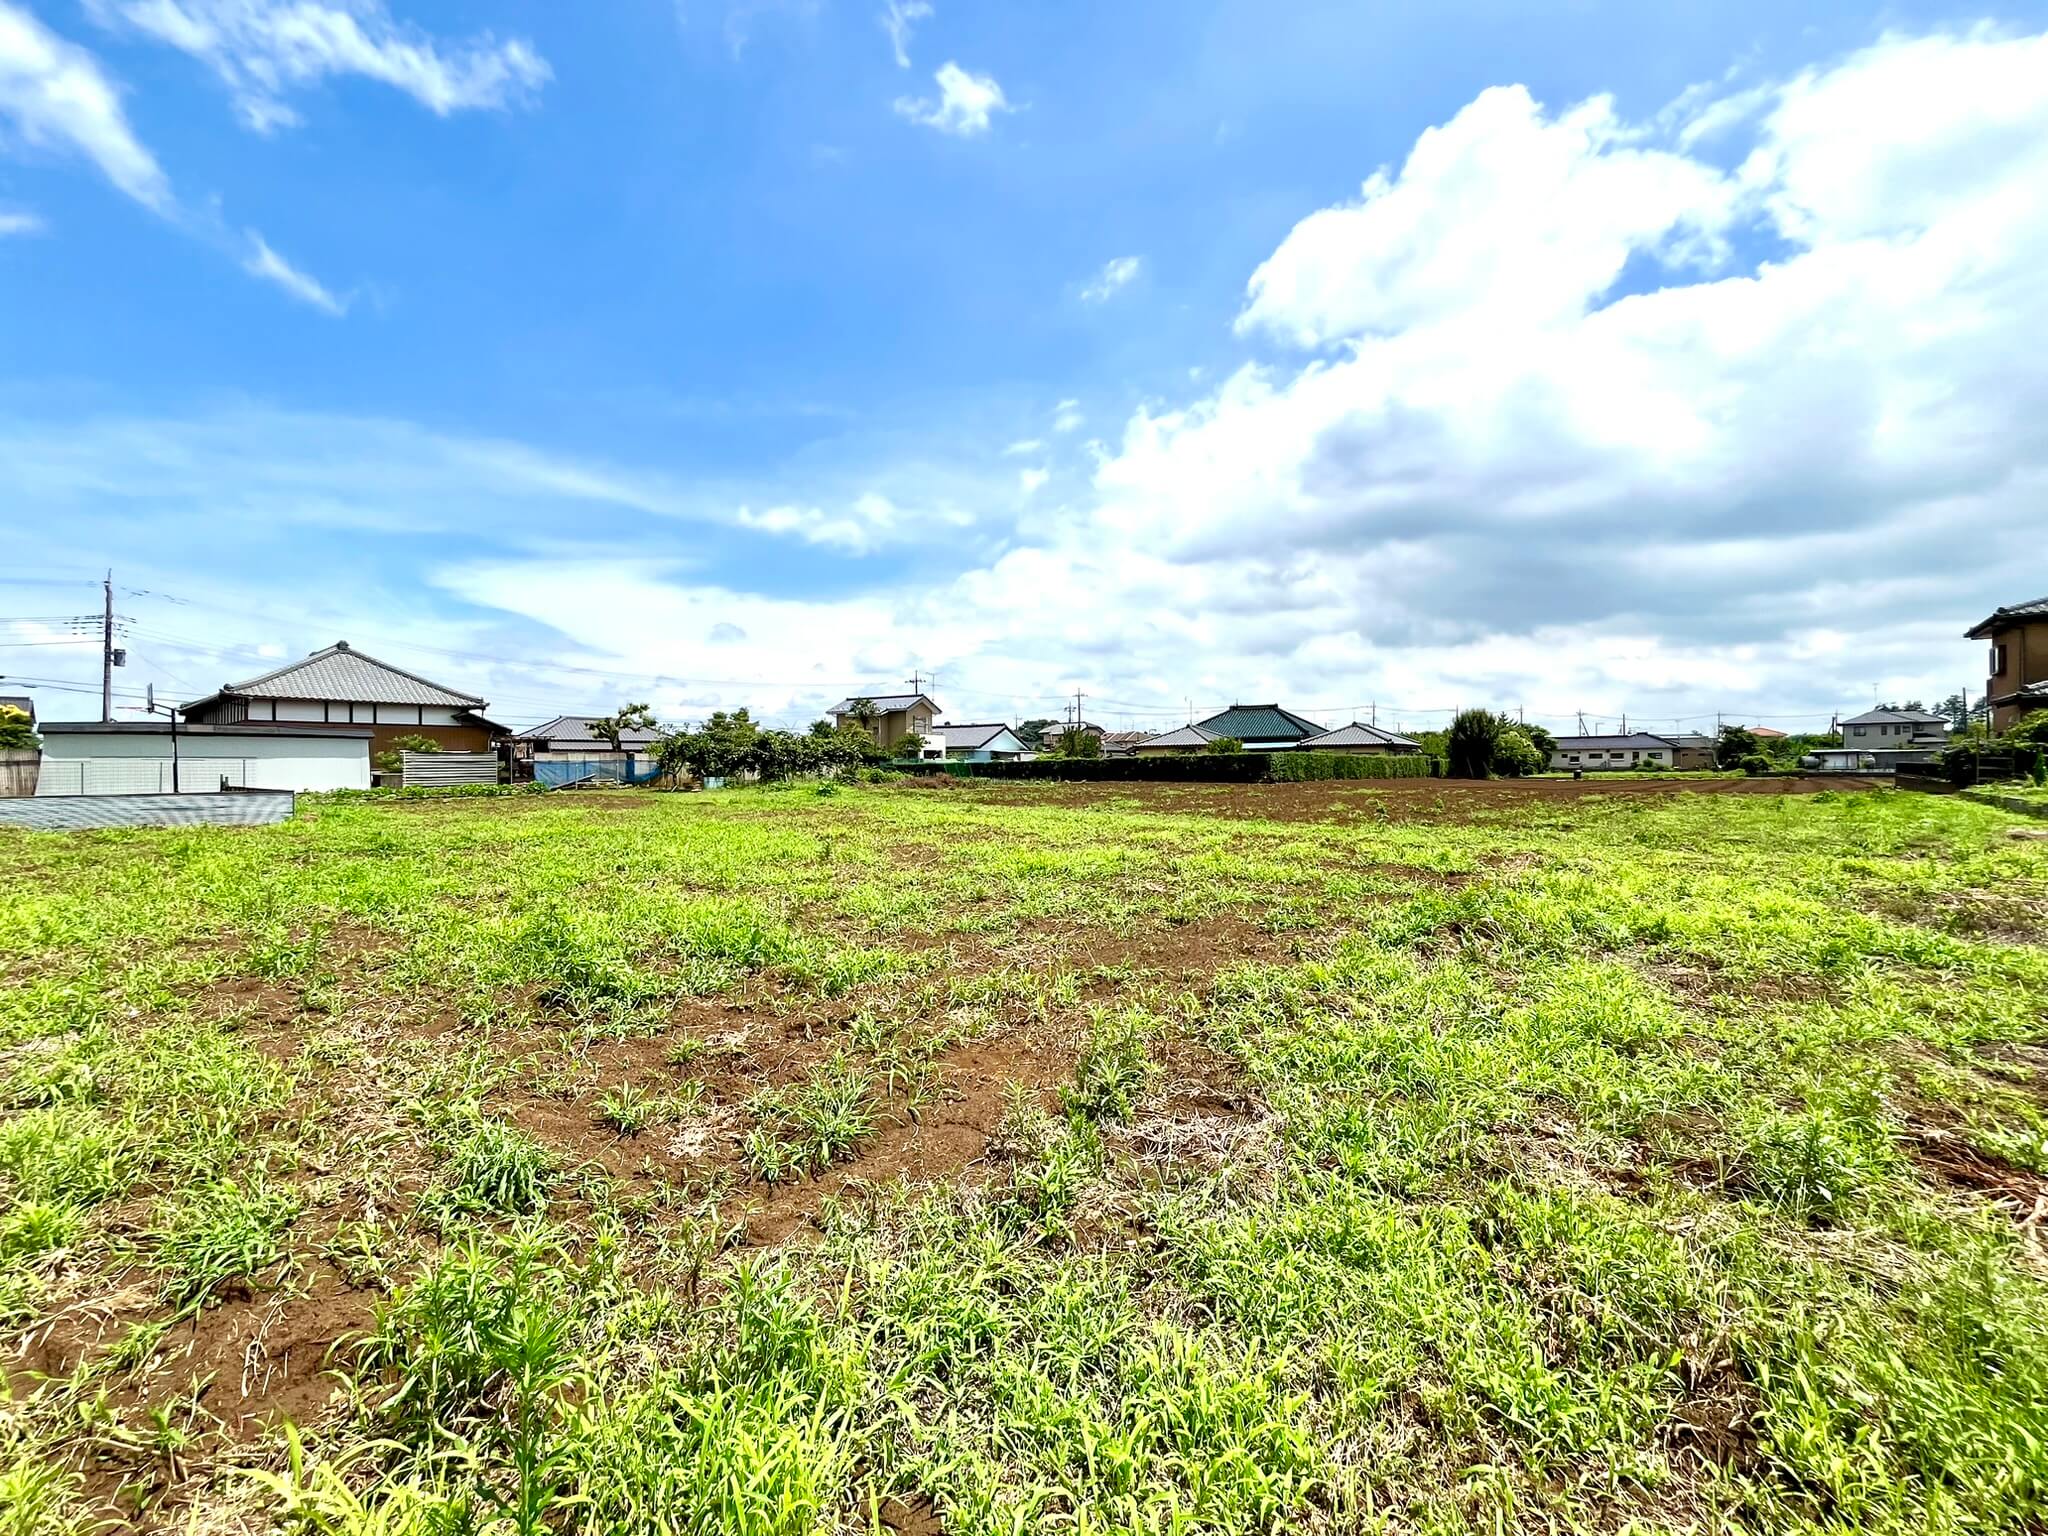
[1063,1009,1155,1123]
[440,1116,554,1217]
[595,1082,659,1137]
[743,1057,876,1182]
[1735,1105,1901,1222]
[0,1199,83,1264]
[153,1174,303,1308]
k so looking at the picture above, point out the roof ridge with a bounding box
[223,641,486,707]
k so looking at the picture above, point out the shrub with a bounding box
[950,756,1271,783]
[1739,753,1774,777]
[1204,736,1245,755]
[1269,753,1432,782]
[1445,709,1503,778]
[1492,728,1545,778]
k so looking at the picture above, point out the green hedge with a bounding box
[1270,752,1434,782]
[945,755,1274,783]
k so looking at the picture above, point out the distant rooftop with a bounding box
[1966,596,2048,639]
[825,692,940,716]
[187,642,485,710]
[1297,721,1420,751]
[1194,702,1325,742]
[1553,733,1679,751]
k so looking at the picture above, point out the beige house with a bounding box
[827,692,941,752]
[1969,597,2048,731]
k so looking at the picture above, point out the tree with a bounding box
[1519,723,1557,762]
[1493,728,1544,777]
[2007,710,2048,750]
[0,705,37,751]
[1715,725,1760,769]
[1203,736,1245,755]
[1445,709,1503,778]
[373,732,442,775]
[1053,727,1102,759]
[1937,692,1973,731]
[844,698,880,739]
[592,702,658,752]
[897,731,928,760]
[1016,718,1058,750]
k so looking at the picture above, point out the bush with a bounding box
[951,756,1272,783]
[1739,754,1774,777]
[1492,728,1545,778]
[1269,753,1432,782]
[1204,736,1245,755]
[1445,709,1502,779]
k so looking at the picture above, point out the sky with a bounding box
[3,0,2045,737]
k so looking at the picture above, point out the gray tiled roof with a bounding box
[935,722,1014,750]
[1297,721,1421,750]
[513,714,664,747]
[1838,708,1948,726]
[1966,596,2048,638]
[825,692,939,716]
[201,643,484,708]
[1554,733,1679,751]
[1137,723,1219,749]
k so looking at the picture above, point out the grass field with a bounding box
[3,777,2046,1535]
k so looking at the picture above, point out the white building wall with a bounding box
[37,732,371,795]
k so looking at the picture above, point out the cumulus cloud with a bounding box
[86,0,549,132]
[878,0,930,68]
[243,231,347,313]
[0,0,171,210]
[894,61,1008,136]
[1081,254,1142,303]
[15,27,2048,730]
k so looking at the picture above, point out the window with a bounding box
[1992,642,2008,676]
[1852,726,1865,737]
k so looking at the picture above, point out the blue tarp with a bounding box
[536,756,663,787]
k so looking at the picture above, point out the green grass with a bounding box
[1,781,2045,1532]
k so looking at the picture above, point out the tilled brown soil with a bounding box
[971,774,1882,823]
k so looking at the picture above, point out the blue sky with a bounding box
[4,0,2046,733]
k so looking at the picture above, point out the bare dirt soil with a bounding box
[975,773,1881,823]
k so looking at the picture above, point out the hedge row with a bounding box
[1270,752,1435,781]
[943,754,1274,782]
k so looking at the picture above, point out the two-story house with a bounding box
[1837,707,1950,750]
[180,642,508,759]
[1968,596,2048,731]
[827,692,941,754]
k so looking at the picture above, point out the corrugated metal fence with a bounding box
[0,791,295,831]
[535,756,663,788]
[399,752,501,788]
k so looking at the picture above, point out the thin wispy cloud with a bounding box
[879,0,931,68]
[894,61,1009,136]
[242,232,347,314]
[85,0,549,133]
[0,0,171,211]
[1081,255,1142,302]
[0,205,47,236]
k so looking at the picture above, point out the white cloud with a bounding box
[0,204,45,235]
[1081,254,1142,303]
[894,61,1009,136]
[0,0,171,210]
[242,231,347,314]
[879,0,930,69]
[86,0,549,132]
[1002,438,1043,457]
[14,28,2048,731]
[1018,466,1048,496]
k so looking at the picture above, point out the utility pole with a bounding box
[101,570,114,722]
[146,683,181,793]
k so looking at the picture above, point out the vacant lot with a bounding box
[2,778,2045,1535]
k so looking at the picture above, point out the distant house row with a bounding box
[825,696,1428,760]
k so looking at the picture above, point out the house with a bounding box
[1967,596,2048,731]
[1133,723,1219,756]
[1294,721,1422,755]
[1837,707,1949,750]
[1099,731,1151,757]
[510,715,665,784]
[1190,703,1327,751]
[1747,725,1788,741]
[827,692,940,753]
[1038,720,1103,752]
[1663,732,1718,771]
[934,723,1027,762]
[35,722,372,795]
[180,643,508,760]
[1550,733,1681,770]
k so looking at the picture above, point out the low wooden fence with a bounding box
[0,750,38,798]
